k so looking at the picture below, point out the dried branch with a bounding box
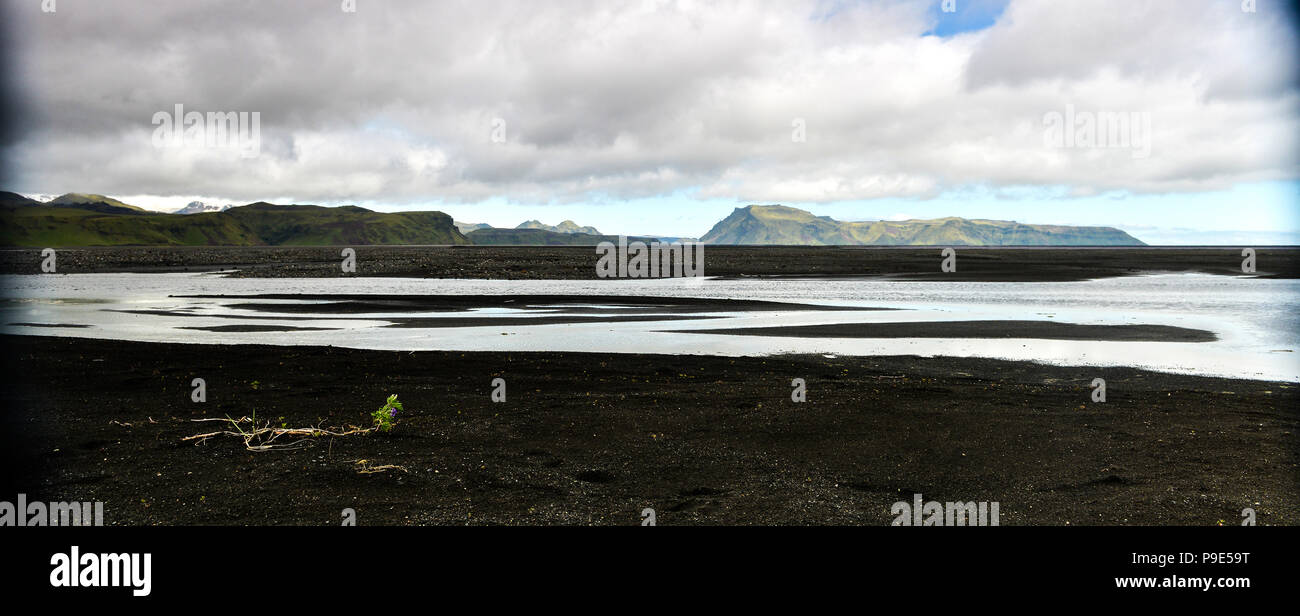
[183,415,376,451]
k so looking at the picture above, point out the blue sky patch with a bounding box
[924,0,1010,37]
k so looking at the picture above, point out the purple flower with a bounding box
[388,408,396,418]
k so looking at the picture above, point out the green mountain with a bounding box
[701,205,1146,246]
[220,203,466,245]
[46,193,151,215]
[0,196,467,247]
[516,219,602,235]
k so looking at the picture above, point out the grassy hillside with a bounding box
[48,193,151,214]
[702,205,1146,246]
[0,197,467,247]
[0,204,262,246]
[222,203,466,245]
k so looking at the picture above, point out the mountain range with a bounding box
[700,205,1145,246]
[515,219,601,235]
[0,192,1146,247]
[465,228,657,246]
[455,219,603,235]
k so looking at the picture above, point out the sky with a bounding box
[1,0,1297,244]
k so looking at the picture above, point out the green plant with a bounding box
[371,394,402,432]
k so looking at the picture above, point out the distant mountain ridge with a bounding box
[174,201,232,215]
[516,219,601,235]
[701,205,1145,246]
[1,191,1145,247]
[454,221,492,233]
[467,227,656,246]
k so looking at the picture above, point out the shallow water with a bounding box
[2,272,1297,381]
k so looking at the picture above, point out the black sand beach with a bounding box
[2,335,1294,526]
[2,246,1297,280]
[1,247,1295,526]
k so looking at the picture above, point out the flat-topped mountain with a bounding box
[701,205,1145,246]
[0,197,467,246]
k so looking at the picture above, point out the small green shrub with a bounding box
[371,394,403,432]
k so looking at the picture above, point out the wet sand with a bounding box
[672,320,1218,342]
[2,334,1294,525]
[107,295,875,329]
[181,294,879,314]
[175,314,722,331]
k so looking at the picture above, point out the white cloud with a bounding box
[2,0,1296,206]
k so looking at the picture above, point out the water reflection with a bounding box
[2,272,1297,381]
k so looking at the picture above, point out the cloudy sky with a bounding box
[1,0,1297,243]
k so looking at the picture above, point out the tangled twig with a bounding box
[183,415,375,451]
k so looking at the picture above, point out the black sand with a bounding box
[2,246,1296,281]
[2,335,1294,526]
